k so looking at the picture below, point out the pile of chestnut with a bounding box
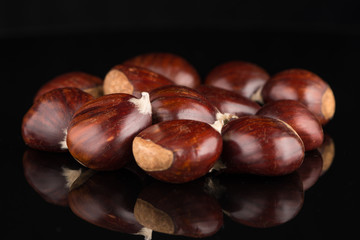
[22,52,336,184]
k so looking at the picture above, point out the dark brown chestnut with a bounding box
[256,100,324,151]
[124,52,201,88]
[150,85,235,125]
[196,85,261,117]
[22,149,84,206]
[66,92,152,170]
[261,69,336,125]
[132,119,223,183]
[217,173,304,228]
[205,61,270,101]
[150,84,208,102]
[34,72,103,102]
[22,87,94,152]
[134,179,223,238]
[103,64,174,97]
[221,115,305,176]
[68,170,150,237]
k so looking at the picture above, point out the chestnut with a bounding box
[217,173,304,228]
[103,64,173,97]
[221,115,305,176]
[22,149,84,206]
[150,85,236,125]
[34,72,103,102]
[205,61,270,101]
[22,87,94,152]
[134,179,223,238]
[150,84,207,102]
[196,85,261,117]
[124,52,201,88]
[261,69,336,125]
[132,119,223,183]
[66,92,152,170]
[68,170,151,238]
[256,100,324,151]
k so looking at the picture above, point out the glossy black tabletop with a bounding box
[1,29,358,240]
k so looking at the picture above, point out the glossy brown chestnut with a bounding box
[296,150,323,191]
[68,170,150,237]
[132,119,223,183]
[22,149,84,206]
[150,84,207,102]
[66,92,152,170]
[221,116,305,176]
[150,85,234,124]
[124,52,201,88]
[134,179,223,238]
[257,100,324,151]
[34,72,103,102]
[261,69,336,124]
[22,87,94,152]
[205,61,270,101]
[217,173,304,228]
[103,64,174,97]
[196,85,261,117]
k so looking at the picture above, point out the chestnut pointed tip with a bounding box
[134,227,153,240]
[129,92,152,115]
[59,128,68,150]
[133,137,173,171]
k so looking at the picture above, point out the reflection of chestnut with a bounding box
[103,64,173,97]
[124,52,201,88]
[221,116,305,176]
[22,149,83,206]
[68,170,148,236]
[34,72,103,102]
[22,88,94,152]
[218,173,304,228]
[134,179,223,238]
[196,85,261,117]
[205,61,270,101]
[261,69,335,125]
[257,100,324,151]
[133,120,223,183]
[319,134,335,175]
[296,150,323,191]
[66,92,152,170]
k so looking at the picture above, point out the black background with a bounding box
[1,1,359,239]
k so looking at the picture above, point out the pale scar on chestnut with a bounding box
[132,137,174,171]
[103,69,134,95]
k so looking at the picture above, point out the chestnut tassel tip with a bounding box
[129,92,152,115]
[59,128,68,150]
[134,227,153,240]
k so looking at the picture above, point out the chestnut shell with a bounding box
[22,87,94,152]
[67,93,152,170]
[261,69,335,124]
[256,100,324,151]
[133,120,223,183]
[221,115,305,176]
[124,52,201,88]
[205,61,270,100]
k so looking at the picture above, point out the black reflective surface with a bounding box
[2,30,359,239]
